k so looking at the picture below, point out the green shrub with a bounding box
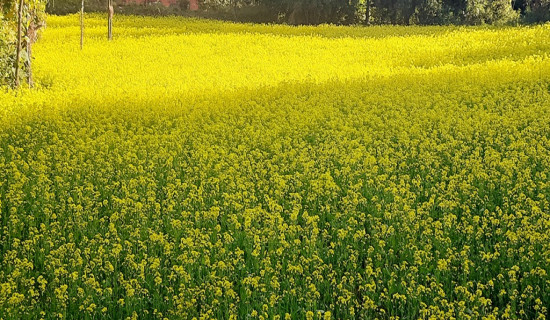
[0,10,16,86]
[1,0,46,88]
[464,0,519,25]
[524,0,550,23]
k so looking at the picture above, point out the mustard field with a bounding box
[1,15,550,320]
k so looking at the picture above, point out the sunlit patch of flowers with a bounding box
[0,15,549,319]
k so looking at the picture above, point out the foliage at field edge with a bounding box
[1,15,550,320]
[0,0,47,87]
[46,0,550,25]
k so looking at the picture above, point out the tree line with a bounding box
[239,0,548,25]
[45,0,549,25]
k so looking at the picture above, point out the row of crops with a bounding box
[1,15,549,319]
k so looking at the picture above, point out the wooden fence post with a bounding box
[81,0,84,49]
[27,17,33,87]
[108,0,113,40]
[14,0,24,88]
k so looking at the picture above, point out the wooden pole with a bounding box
[80,0,84,49]
[27,28,33,87]
[365,0,371,25]
[108,0,113,40]
[14,0,24,88]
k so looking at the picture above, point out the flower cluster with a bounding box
[0,14,549,320]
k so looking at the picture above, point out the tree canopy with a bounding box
[256,0,528,25]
